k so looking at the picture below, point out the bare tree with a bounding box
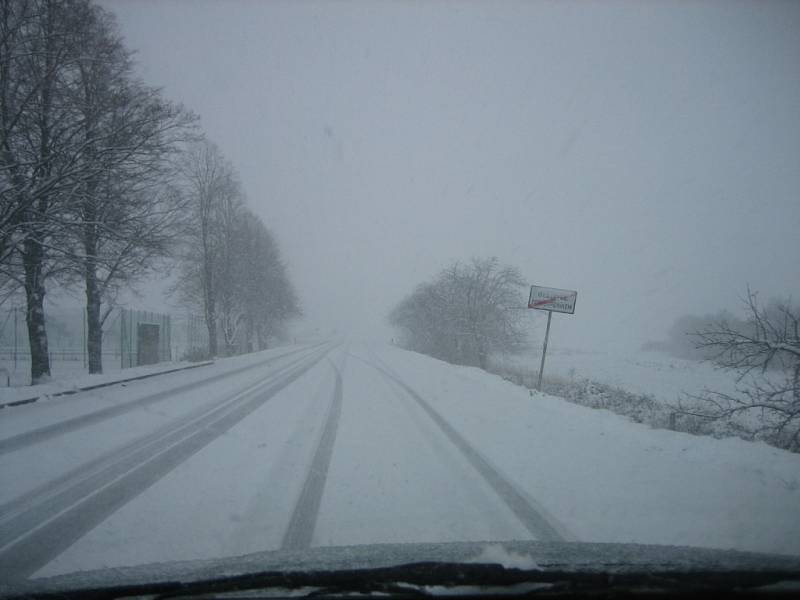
[174,140,239,357]
[174,172,301,357]
[642,310,747,361]
[1,0,197,379]
[235,210,300,350]
[0,0,98,383]
[389,257,527,368]
[677,288,800,452]
[214,175,246,355]
[66,5,196,373]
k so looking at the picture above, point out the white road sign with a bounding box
[528,285,577,314]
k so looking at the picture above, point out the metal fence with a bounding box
[110,309,172,368]
[170,312,210,361]
[0,306,210,386]
[0,306,90,370]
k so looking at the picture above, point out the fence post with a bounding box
[82,309,86,369]
[13,306,18,370]
[128,310,132,368]
[128,310,137,368]
[120,309,124,369]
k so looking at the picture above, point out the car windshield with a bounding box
[0,0,799,594]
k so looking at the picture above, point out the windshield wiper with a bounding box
[6,562,800,600]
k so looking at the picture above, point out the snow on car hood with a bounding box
[3,540,800,597]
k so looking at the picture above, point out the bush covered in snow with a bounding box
[486,358,797,453]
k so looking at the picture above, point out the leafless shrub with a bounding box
[675,288,800,452]
[389,257,527,369]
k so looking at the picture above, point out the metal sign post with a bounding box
[537,310,552,390]
[528,285,577,391]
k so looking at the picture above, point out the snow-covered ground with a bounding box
[0,361,211,408]
[0,354,143,390]
[0,342,301,405]
[1,341,798,583]
[376,345,800,556]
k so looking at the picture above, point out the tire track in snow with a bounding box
[357,349,572,543]
[0,343,324,456]
[281,354,347,550]
[0,344,336,581]
[0,345,328,525]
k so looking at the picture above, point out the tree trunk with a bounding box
[23,237,50,384]
[255,325,266,351]
[205,296,217,357]
[201,230,218,357]
[476,331,488,370]
[83,200,104,374]
[245,315,254,353]
[23,8,55,386]
[85,274,103,374]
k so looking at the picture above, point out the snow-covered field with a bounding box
[501,345,743,407]
[490,345,787,441]
[1,341,798,584]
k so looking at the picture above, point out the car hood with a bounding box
[3,540,800,598]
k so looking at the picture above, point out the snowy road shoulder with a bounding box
[2,345,336,580]
[0,344,321,443]
[371,344,800,557]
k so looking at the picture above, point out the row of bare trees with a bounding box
[1,0,299,382]
[389,257,527,368]
[1,0,194,381]
[173,141,300,358]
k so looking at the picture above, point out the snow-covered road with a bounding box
[1,341,799,581]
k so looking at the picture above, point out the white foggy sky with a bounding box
[101,0,800,349]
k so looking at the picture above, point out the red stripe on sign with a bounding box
[529,294,572,308]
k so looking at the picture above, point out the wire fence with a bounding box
[170,312,210,362]
[0,306,210,387]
